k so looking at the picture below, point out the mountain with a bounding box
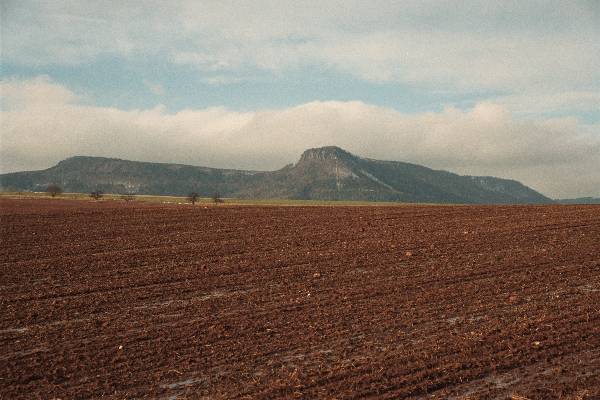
[556,197,600,205]
[0,146,553,204]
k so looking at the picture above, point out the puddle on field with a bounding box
[161,377,205,390]
[491,373,520,389]
[0,346,49,361]
[197,290,230,301]
[135,289,251,310]
[445,314,484,325]
[0,327,28,334]
[280,348,335,367]
[447,371,521,399]
[281,353,306,363]
[578,284,600,293]
[134,299,176,310]
[1,317,97,334]
[346,267,370,275]
[446,316,462,325]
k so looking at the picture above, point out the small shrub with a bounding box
[212,192,224,205]
[47,184,63,198]
[188,192,199,205]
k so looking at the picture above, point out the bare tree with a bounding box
[188,192,199,205]
[46,184,63,198]
[212,191,224,205]
[90,190,103,200]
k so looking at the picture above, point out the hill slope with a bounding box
[556,197,600,205]
[0,146,553,204]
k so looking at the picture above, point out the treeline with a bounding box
[44,184,224,205]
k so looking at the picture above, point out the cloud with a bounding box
[0,76,78,108]
[318,30,600,92]
[1,77,599,198]
[3,1,599,115]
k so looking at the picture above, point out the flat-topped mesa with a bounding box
[0,145,554,204]
[298,146,356,163]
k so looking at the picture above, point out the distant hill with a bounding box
[556,197,600,204]
[0,146,553,204]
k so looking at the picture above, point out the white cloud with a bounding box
[0,76,78,108]
[318,30,600,92]
[3,1,599,114]
[1,77,599,198]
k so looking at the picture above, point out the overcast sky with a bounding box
[1,0,599,198]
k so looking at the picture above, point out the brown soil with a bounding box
[1,198,599,399]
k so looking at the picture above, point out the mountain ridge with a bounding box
[556,197,600,205]
[0,146,553,204]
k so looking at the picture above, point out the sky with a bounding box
[1,0,599,198]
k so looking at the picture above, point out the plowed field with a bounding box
[1,198,599,399]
